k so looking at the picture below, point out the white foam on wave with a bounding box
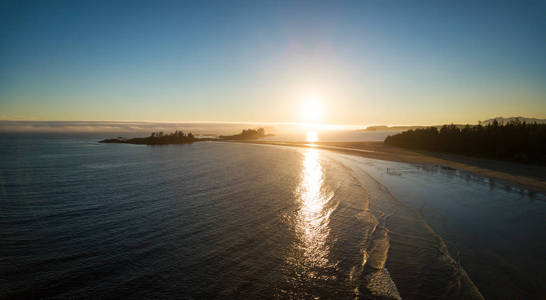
[363,268,401,300]
[325,151,484,300]
[366,226,390,270]
[359,225,401,299]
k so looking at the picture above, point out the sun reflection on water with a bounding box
[295,148,335,273]
[306,131,318,143]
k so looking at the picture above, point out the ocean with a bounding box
[1,134,544,299]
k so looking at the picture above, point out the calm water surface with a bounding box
[1,135,544,299]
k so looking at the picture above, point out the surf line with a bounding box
[328,153,484,299]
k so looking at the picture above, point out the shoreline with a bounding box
[223,140,546,194]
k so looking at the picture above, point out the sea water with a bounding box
[1,134,543,299]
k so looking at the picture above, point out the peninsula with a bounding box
[99,128,270,145]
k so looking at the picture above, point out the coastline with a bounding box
[223,140,546,194]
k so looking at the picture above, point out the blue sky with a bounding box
[1,0,545,125]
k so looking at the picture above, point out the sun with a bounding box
[300,98,324,122]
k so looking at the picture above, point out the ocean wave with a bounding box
[328,152,484,299]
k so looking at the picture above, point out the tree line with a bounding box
[219,128,266,140]
[384,119,546,163]
[127,130,196,145]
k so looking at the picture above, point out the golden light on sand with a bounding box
[306,131,318,143]
[301,98,324,122]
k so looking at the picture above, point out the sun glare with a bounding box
[301,98,324,122]
[306,131,318,143]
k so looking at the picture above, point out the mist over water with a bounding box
[1,135,543,299]
[0,121,395,142]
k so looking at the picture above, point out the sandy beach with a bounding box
[228,140,546,194]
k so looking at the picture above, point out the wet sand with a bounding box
[226,140,546,193]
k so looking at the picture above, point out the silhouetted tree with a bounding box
[219,128,267,140]
[384,119,546,163]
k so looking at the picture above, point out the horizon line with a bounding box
[0,119,492,129]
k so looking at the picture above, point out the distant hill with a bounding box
[365,125,466,131]
[480,117,546,125]
[365,125,425,131]
[366,117,546,131]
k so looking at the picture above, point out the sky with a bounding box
[1,0,545,126]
